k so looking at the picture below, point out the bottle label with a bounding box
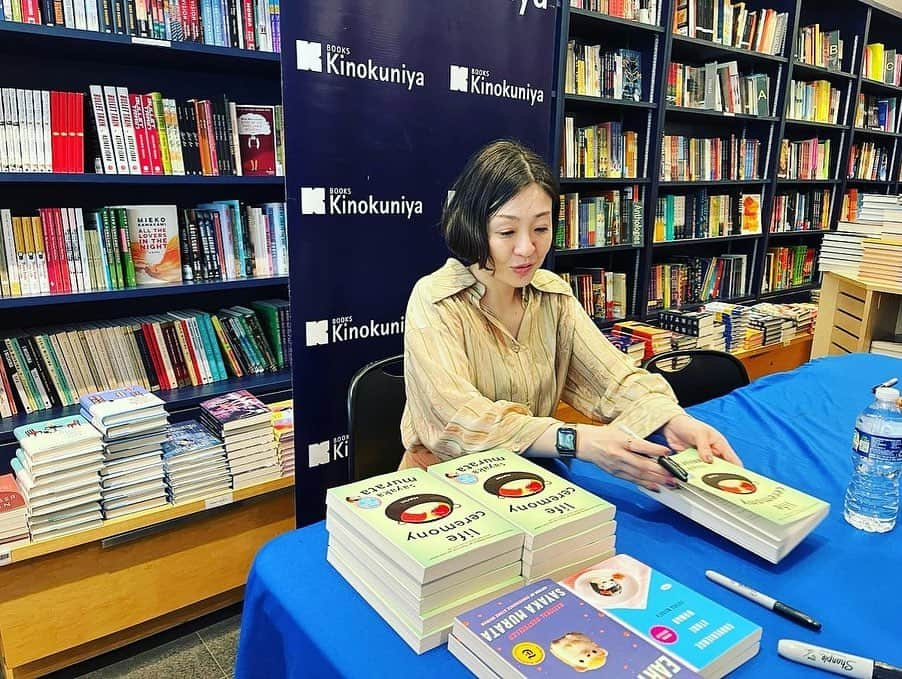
[853,429,902,461]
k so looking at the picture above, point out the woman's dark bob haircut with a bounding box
[443,139,559,269]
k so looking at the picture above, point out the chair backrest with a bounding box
[347,354,406,481]
[642,349,750,408]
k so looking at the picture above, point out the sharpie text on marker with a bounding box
[778,639,902,679]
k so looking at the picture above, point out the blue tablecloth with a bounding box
[236,354,902,678]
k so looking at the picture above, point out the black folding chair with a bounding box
[347,354,406,481]
[642,349,750,407]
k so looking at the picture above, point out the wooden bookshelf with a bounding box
[552,0,902,315]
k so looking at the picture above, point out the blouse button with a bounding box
[512,343,520,353]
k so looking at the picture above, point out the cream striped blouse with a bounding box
[400,258,684,462]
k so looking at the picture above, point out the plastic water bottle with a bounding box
[844,387,902,533]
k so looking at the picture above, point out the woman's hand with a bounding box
[576,425,679,491]
[660,414,742,466]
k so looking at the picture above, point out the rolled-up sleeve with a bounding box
[561,295,684,437]
[402,282,558,460]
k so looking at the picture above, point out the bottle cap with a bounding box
[875,387,900,401]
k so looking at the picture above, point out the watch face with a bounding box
[558,428,576,452]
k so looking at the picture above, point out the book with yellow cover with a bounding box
[638,449,829,563]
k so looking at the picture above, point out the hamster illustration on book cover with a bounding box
[162,421,223,458]
[455,579,700,677]
[560,554,761,673]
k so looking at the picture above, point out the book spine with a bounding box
[89,85,117,174]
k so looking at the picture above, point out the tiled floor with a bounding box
[13,603,243,679]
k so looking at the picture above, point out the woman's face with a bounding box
[485,182,553,290]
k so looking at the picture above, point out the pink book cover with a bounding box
[235,105,276,176]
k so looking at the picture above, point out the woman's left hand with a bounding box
[661,414,742,466]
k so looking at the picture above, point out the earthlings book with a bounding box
[560,554,761,678]
[452,579,700,678]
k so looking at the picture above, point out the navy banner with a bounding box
[282,0,560,525]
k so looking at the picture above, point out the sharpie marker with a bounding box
[705,570,821,631]
[616,424,689,481]
[778,640,902,679]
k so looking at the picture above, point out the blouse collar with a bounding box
[428,258,571,303]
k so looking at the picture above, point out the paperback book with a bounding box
[638,450,829,562]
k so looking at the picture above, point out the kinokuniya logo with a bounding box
[448,64,545,106]
[305,315,406,347]
[295,39,425,91]
[512,0,549,15]
[300,186,423,220]
[307,434,350,468]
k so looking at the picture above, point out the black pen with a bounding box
[706,570,821,631]
[617,424,689,482]
[872,377,898,393]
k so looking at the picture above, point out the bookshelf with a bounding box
[0,18,288,464]
[552,0,902,317]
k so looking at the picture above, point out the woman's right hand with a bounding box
[575,424,677,491]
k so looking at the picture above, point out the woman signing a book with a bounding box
[400,140,742,490]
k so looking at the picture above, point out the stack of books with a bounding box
[748,312,784,346]
[81,387,169,519]
[200,390,281,490]
[325,468,526,653]
[704,302,751,352]
[161,421,231,504]
[449,552,762,678]
[11,415,104,541]
[752,302,817,338]
[430,452,617,582]
[871,336,902,358]
[0,474,29,550]
[451,579,701,679]
[658,310,724,350]
[744,327,764,350]
[269,400,295,477]
[612,321,672,359]
[860,239,902,285]
[821,194,902,275]
[602,330,645,365]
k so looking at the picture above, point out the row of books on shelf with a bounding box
[777,137,832,180]
[327,450,827,670]
[556,188,644,250]
[761,245,816,293]
[0,83,283,176]
[0,0,281,52]
[563,42,642,102]
[560,269,628,321]
[660,134,761,182]
[568,0,658,25]
[854,95,898,134]
[672,0,789,56]
[665,61,771,117]
[786,80,842,125]
[648,254,750,310]
[0,201,286,299]
[653,191,761,242]
[0,388,293,547]
[863,43,902,85]
[0,298,289,417]
[770,189,831,232]
[848,142,892,182]
[560,118,639,179]
[795,24,845,71]
[88,85,283,177]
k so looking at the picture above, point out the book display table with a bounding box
[236,354,902,678]
[0,477,295,679]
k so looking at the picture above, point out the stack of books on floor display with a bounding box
[747,311,784,347]
[325,467,526,653]
[601,330,645,366]
[859,239,902,286]
[0,474,29,550]
[200,390,281,490]
[81,387,169,519]
[161,421,231,504]
[822,193,902,275]
[269,399,295,477]
[11,415,104,541]
[430,452,617,582]
[450,553,762,679]
[704,302,751,352]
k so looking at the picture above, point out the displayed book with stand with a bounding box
[637,449,829,562]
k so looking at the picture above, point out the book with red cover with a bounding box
[141,94,164,175]
[235,105,276,176]
[129,94,152,174]
[0,474,26,513]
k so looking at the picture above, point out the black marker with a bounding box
[778,640,902,678]
[706,570,821,631]
[617,424,689,482]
